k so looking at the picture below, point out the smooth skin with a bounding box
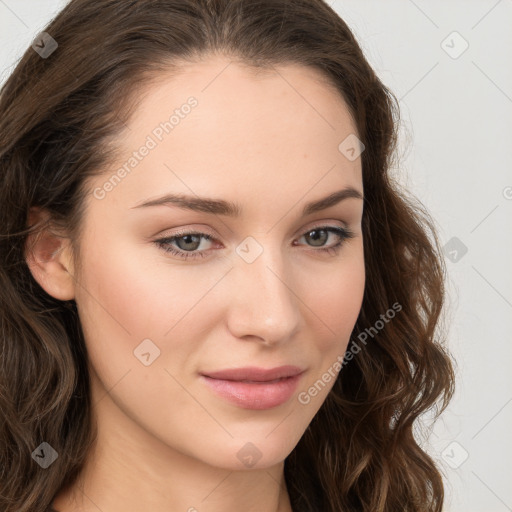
[26,55,365,512]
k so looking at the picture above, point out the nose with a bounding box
[225,243,301,346]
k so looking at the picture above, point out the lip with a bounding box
[200,365,305,410]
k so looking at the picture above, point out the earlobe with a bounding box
[24,207,76,301]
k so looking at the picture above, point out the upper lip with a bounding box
[201,365,304,382]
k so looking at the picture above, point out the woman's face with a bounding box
[72,56,365,470]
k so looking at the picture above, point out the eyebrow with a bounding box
[131,187,364,217]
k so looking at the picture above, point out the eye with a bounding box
[295,226,355,256]
[154,225,355,260]
[155,231,214,260]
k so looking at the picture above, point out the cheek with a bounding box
[300,244,365,354]
[73,234,230,378]
[294,252,364,411]
[292,245,365,412]
[76,231,188,331]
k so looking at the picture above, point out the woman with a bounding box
[0,1,455,511]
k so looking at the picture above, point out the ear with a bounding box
[24,207,76,301]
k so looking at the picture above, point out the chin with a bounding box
[197,435,297,471]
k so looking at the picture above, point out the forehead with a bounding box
[87,55,362,217]
[128,55,357,138]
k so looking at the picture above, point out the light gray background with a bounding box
[1,1,511,511]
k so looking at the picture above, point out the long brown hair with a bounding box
[0,1,455,510]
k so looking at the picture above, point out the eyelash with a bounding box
[154,225,355,261]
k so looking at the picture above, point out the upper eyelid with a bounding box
[160,220,350,239]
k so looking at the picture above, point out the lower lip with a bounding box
[200,373,303,410]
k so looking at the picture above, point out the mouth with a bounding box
[199,365,305,410]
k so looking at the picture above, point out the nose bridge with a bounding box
[227,238,301,342]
